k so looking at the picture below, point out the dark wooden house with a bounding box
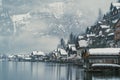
[82,48,120,69]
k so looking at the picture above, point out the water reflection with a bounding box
[0,62,120,80]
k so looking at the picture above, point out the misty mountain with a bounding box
[2,0,90,38]
[0,0,116,53]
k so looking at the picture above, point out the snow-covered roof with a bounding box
[78,36,84,39]
[89,48,120,55]
[78,40,88,47]
[105,29,111,33]
[58,48,67,55]
[8,55,15,58]
[32,51,45,56]
[112,19,118,23]
[98,21,102,24]
[99,31,102,35]
[100,25,110,29]
[86,34,95,37]
[71,46,76,51]
[112,3,120,8]
[54,52,59,56]
[17,54,25,58]
[24,57,31,60]
[68,44,75,49]
[92,63,120,68]
[108,33,114,36]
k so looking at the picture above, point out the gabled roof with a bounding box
[71,46,77,51]
[58,48,67,55]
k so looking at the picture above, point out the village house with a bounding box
[57,48,68,60]
[103,2,120,26]
[114,19,120,47]
[66,44,77,56]
[75,36,88,61]
[82,48,120,70]
[30,51,45,61]
[110,3,120,20]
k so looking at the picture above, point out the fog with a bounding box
[0,0,117,54]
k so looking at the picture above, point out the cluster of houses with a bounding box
[1,0,120,72]
[6,51,46,62]
[47,0,120,71]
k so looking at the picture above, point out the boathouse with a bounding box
[83,48,120,69]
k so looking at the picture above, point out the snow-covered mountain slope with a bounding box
[0,0,116,53]
[2,0,95,38]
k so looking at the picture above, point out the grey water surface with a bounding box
[0,62,120,80]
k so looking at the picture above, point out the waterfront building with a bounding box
[30,51,45,61]
[66,44,77,56]
[114,19,120,47]
[82,48,120,69]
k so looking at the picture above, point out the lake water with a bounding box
[0,61,120,80]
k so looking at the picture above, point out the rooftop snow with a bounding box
[71,46,77,51]
[89,48,120,55]
[58,48,67,55]
[78,40,88,47]
[112,19,118,23]
[108,33,114,36]
[112,3,120,7]
[86,34,95,37]
[68,44,75,49]
[78,36,84,39]
[100,25,110,29]
[98,21,102,24]
[32,51,45,56]
[92,63,120,67]
[105,29,111,33]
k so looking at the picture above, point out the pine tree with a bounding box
[97,8,103,21]
[69,32,74,44]
[86,27,89,34]
[60,38,66,49]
